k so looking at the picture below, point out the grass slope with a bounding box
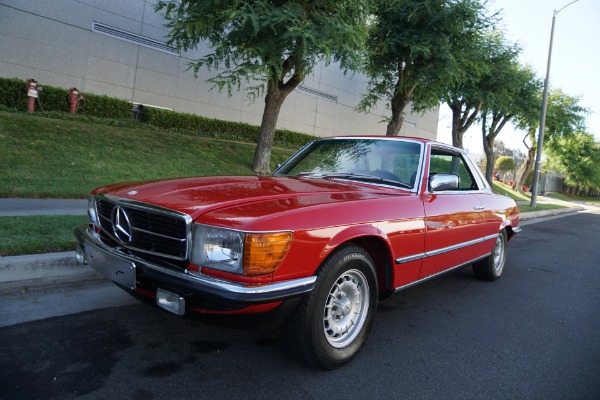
[0,112,294,198]
[0,215,88,256]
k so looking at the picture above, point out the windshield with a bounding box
[274,138,423,189]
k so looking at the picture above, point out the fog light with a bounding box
[156,288,186,316]
[76,244,85,264]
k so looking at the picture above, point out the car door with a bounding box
[420,147,492,279]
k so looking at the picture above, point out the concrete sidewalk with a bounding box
[0,198,88,216]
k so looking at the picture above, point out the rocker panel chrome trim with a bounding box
[395,233,499,264]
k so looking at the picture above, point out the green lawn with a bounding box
[492,181,530,202]
[548,192,600,207]
[0,111,294,198]
[0,215,88,256]
[492,181,569,213]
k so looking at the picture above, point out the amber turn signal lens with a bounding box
[243,232,293,276]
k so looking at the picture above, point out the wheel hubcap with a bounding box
[323,269,369,348]
[493,235,505,273]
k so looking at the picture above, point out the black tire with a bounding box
[473,230,507,281]
[281,244,378,369]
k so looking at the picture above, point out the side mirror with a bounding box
[429,174,459,192]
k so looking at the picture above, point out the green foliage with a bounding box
[0,77,131,119]
[495,156,515,172]
[543,90,589,146]
[156,0,370,173]
[77,93,132,119]
[480,53,539,121]
[156,0,370,100]
[0,78,27,109]
[444,30,509,148]
[141,107,316,148]
[359,0,495,125]
[546,132,600,193]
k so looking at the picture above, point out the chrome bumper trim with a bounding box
[75,225,316,304]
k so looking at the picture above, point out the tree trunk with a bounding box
[253,86,285,175]
[448,99,481,149]
[252,71,303,175]
[481,110,512,187]
[386,94,409,136]
[386,79,416,136]
[483,131,494,187]
[386,107,405,136]
[451,111,463,149]
[512,145,536,194]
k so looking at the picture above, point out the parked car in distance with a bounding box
[76,136,521,369]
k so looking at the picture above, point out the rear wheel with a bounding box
[281,244,378,369]
[473,230,507,281]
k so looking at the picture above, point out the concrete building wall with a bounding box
[0,0,438,139]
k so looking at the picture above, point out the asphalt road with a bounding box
[1,211,599,400]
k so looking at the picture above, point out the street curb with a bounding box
[0,251,104,294]
[519,206,585,220]
[0,206,586,294]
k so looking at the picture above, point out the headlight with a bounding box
[87,196,98,225]
[191,224,293,276]
[191,225,245,274]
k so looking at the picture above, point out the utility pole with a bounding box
[530,0,581,207]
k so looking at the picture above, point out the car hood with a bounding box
[93,176,408,228]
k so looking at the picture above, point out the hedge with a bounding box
[0,77,317,148]
[141,107,316,148]
[0,77,131,119]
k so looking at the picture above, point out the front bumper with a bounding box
[75,225,316,311]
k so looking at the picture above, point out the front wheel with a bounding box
[473,230,507,281]
[281,244,378,369]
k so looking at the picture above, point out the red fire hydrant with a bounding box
[68,88,83,114]
[26,79,42,113]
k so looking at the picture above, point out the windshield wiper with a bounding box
[299,172,412,189]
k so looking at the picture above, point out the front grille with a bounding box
[95,196,190,260]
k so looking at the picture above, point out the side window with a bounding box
[429,150,478,190]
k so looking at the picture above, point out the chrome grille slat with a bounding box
[131,226,187,242]
[94,196,190,260]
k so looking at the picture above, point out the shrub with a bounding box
[78,93,132,119]
[0,78,27,109]
[0,77,317,148]
[495,156,515,172]
[0,77,130,118]
[141,107,316,148]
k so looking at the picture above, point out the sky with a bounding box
[436,0,600,156]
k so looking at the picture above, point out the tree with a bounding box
[495,156,514,174]
[156,0,370,175]
[480,59,541,186]
[494,140,525,170]
[444,29,505,149]
[359,0,492,136]
[546,132,600,196]
[511,89,588,193]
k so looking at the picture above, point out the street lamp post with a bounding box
[530,0,580,207]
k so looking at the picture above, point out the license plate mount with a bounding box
[86,244,136,290]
